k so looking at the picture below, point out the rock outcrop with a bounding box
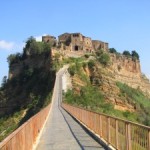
[109,54,150,96]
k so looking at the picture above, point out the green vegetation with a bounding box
[64,86,113,113]
[7,37,51,66]
[64,58,138,122]
[68,60,89,84]
[87,60,95,70]
[95,49,110,66]
[122,50,139,60]
[0,110,25,142]
[98,53,110,66]
[116,82,150,125]
[109,48,139,60]
[123,50,131,57]
[109,48,117,53]
[131,50,139,60]
[64,84,137,122]
[0,37,55,142]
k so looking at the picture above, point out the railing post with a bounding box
[148,130,150,150]
[115,120,119,149]
[107,117,110,144]
[126,123,131,150]
[99,115,102,137]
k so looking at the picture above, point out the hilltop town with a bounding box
[42,33,108,53]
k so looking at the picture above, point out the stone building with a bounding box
[92,40,108,51]
[58,33,71,46]
[42,35,57,46]
[69,33,93,52]
[58,33,108,52]
[42,33,109,52]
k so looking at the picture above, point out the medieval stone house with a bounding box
[42,33,109,52]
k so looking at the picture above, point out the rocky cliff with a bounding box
[109,53,150,97]
[0,52,55,116]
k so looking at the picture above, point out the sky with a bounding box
[0,0,150,84]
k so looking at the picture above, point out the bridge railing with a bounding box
[62,103,150,150]
[0,104,51,150]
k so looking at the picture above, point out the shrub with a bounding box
[98,53,110,66]
[68,65,76,76]
[96,49,104,56]
[123,50,131,57]
[116,81,150,125]
[88,60,95,70]
[131,50,139,60]
[109,48,117,53]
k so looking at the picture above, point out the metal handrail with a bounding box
[0,104,51,150]
[62,103,150,150]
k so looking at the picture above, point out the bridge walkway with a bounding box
[35,68,105,150]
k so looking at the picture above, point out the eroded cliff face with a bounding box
[1,52,55,117]
[110,54,141,78]
[78,53,150,112]
[9,53,51,79]
[109,54,150,97]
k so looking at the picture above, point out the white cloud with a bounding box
[35,34,47,42]
[0,40,25,53]
[0,40,15,50]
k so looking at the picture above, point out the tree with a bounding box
[7,54,17,65]
[109,48,117,53]
[131,50,139,60]
[95,49,104,56]
[1,76,7,88]
[123,50,131,57]
[23,37,51,56]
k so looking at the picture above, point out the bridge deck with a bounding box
[35,68,105,150]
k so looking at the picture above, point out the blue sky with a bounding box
[0,0,150,84]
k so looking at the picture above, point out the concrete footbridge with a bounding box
[35,66,105,150]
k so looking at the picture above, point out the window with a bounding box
[74,45,79,51]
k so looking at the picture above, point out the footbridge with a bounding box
[0,67,150,150]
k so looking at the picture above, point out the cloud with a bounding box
[0,40,25,53]
[0,40,15,50]
[35,34,47,42]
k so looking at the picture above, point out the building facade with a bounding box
[42,33,109,52]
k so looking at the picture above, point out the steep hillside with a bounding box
[63,50,150,126]
[0,37,55,141]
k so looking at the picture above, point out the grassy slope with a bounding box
[63,56,150,126]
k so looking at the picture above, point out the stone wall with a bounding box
[83,37,93,52]
[92,40,108,51]
[57,33,108,52]
[71,33,83,51]
[42,35,57,46]
[58,33,71,45]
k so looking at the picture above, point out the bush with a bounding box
[109,48,117,53]
[131,50,139,60]
[123,50,131,57]
[7,53,23,65]
[98,53,110,66]
[95,49,104,56]
[88,60,95,70]
[68,65,76,76]
[116,82,150,125]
